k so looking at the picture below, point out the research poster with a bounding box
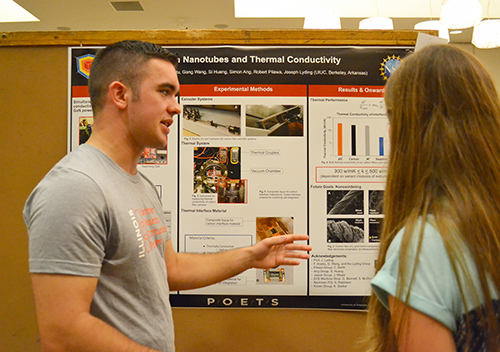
[69,45,412,309]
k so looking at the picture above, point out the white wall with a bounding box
[453,44,500,92]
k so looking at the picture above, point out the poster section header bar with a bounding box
[309,85,385,98]
[174,46,412,85]
[180,84,306,97]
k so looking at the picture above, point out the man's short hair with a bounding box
[88,40,179,115]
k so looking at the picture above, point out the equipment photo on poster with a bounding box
[183,105,241,137]
[246,104,303,137]
[255,217,294,285]
[193,146,241,194]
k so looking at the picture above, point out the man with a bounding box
[24,40,311,352]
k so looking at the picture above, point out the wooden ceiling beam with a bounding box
[0,29,436,47]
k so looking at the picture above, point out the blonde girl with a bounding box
[368,45,500,352]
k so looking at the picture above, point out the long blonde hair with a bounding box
[366,45,500,351]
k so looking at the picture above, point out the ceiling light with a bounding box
[359,17,394,29]
[472,19,500,48]
[303,8,341,29]
[233,0,497,19]
[414,20,450,42]
[440,0,482,29]
[0,0,39,23]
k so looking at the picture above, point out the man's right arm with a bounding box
[31,273,161,352]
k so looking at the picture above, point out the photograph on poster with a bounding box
[193,147,241,194]
[256,216,293,240]
[255,217,294,285]
[326,218,364,243]
[139,147,167,165]
[327,190,364,215]
[246,104,303,137]
[78,117,93,144]
[182,105,241,137]
[217,179,247,204]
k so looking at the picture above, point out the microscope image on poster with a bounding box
[183,105,241,137]
[327,190,364,215]
[369,217,383,243]
[327,218,364,243]
[368,190,384,215]
[255,217,294,285]
[246,104,303,137]
[193,147,246,204]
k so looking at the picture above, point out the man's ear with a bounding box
[108,81,130,110]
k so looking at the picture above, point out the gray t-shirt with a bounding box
[24,144,174,352]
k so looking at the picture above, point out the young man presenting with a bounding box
[24,40,311,352]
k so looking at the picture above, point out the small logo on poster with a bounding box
[76,54,95,79]
[379,55,402,81]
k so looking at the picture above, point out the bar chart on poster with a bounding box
[328,117,389,157]
[323,98,390,158]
